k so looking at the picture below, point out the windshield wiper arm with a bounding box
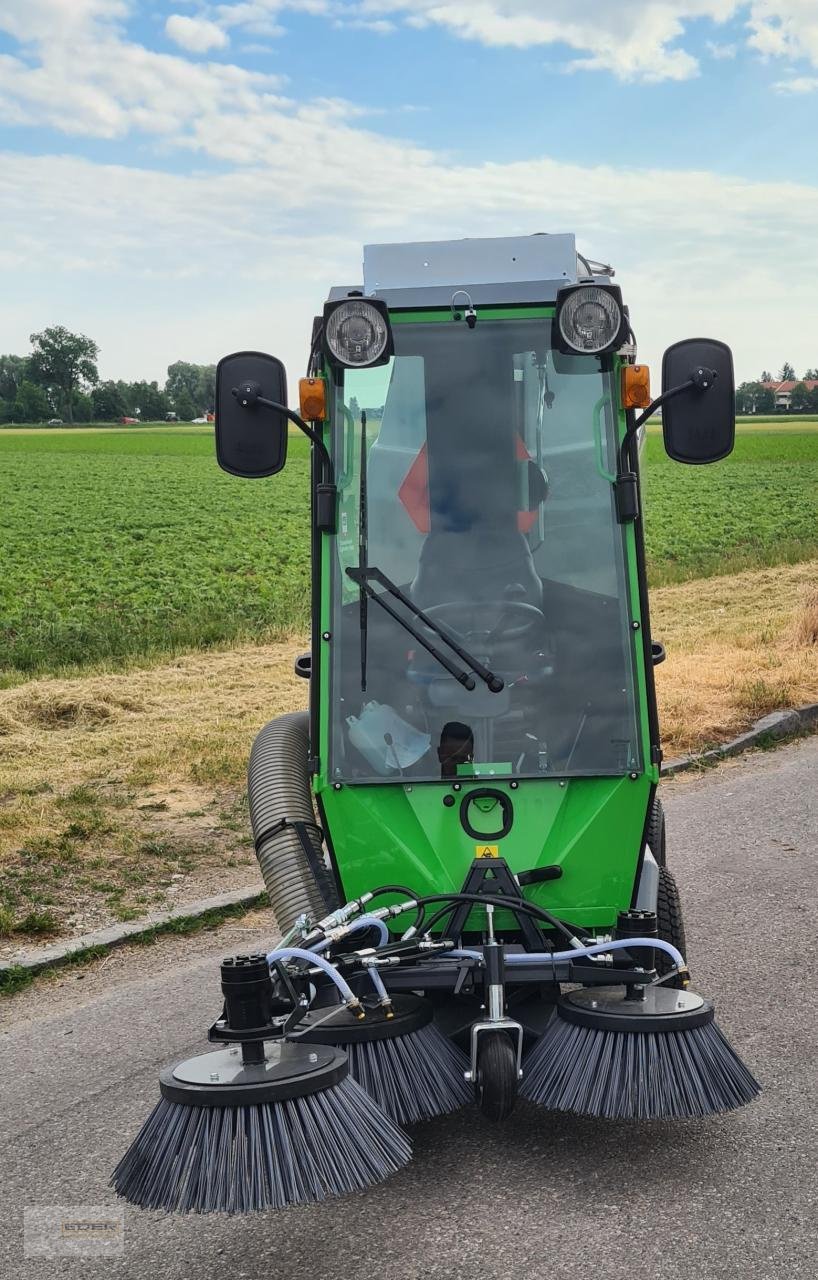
[346,566,504,693]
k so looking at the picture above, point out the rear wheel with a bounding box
[656,864,687,971]
[475,1031,518,1121]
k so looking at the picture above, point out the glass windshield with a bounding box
[328,316,642,782]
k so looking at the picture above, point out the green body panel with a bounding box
[313,306,659,928]
[316,773,652,929]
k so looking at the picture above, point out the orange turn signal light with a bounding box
[621,364,651,410]
[299,377,327,421]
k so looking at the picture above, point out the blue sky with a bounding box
[1,2,817,385]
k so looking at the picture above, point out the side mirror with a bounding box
[661,338,735,465]
[215,351,288,478]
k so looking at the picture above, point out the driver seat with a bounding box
[410,529,543,613]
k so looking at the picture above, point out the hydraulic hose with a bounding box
[265,946,358,1006]
[441,937,686,969]
[407,892,588,947]
[537,937,685,968]
[311,915,390,950]
[364,965,389,1002]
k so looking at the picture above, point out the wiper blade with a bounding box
[346,565,504,693]
[347,568,475,690]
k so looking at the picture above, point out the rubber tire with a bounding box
[646,796,666,867]
[656,864,687,972]
[476,1031,518,1122]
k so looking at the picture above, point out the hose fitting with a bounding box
[346,997,366,1020]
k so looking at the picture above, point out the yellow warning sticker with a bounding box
[475,844,499,858]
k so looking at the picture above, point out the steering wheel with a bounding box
[422,600,544,647]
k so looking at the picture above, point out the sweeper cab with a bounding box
[113,235,759,1216]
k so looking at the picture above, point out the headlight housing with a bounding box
[554,284,627,356]
[323,298,393,368]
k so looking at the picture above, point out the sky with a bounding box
[1,1,818,386]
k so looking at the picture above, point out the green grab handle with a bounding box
[592,394,616,483]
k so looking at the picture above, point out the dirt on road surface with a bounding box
[1,739,816,1280]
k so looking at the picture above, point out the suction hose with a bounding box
[248,712,336,935]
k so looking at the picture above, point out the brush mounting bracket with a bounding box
[446,857,546,951]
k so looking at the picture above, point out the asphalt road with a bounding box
[2,739,816,1280]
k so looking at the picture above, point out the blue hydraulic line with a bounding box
[441,937,686,970]
[265,946,357,1005]
[364,964,389,1001]
[309,915,389,949]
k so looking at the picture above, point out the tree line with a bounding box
[735,362,818,415]
[4,327,817,426]
[0,326,216,425]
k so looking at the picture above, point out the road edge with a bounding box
[0,886,268,987]
[4,702,817,986]
[662,701,818,776]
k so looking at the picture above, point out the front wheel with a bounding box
[656,864,687,971]
[475,1031,518,1121]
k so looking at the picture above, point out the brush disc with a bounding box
[295,993,432,1043]
[295,995,472,1125]
[159,1040,345,1106]
[558,984,713,1032]
[112,1041,412,1213]
[520,985,760,1120]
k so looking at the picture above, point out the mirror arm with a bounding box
[632,377,696,432]
[254,397,334,484]
[238,393,336,531]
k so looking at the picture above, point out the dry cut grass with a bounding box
[1,561,816,944]
[0,645,305,945]
[653,560,818,754]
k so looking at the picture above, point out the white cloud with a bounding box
[706,39,737,58]
[773,75,818,93]
[747,1,818,66]
[346,1,742,81]
[165,15,230,53]
[0,5,286,140]
[1,0,818,388]
[332,2,818,78]
[2,139,817,388]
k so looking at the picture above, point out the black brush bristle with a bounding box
[345,1022,472,1125]
[112,1074,411,1213]
[520,1014,761,1120]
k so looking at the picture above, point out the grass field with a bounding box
[642,425,818,584]
[0,428,311,679]
[1,424,817,680]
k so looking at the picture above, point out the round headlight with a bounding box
[558,287,623,354]
[325,300,389,367]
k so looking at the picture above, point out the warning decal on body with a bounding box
[475,845,499,858]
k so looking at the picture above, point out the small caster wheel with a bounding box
[475,1031,518,1121]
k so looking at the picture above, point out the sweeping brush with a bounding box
[294,993,472,1126]
[520,984,760,1121]
[112,953,411,1213]
[112,1038,412,1214]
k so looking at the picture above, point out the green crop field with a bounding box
[0,428,312,681]
[641,426,818,584]
[1,425,816,681]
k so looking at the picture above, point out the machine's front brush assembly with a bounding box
[520,983,760,1121]
[112,953,411,1214]
[112,865,761,1216]
[294,993,472,1125]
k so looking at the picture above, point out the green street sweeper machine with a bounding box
[114,234,759,1215]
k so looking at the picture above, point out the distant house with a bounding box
[761,379,818,411]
